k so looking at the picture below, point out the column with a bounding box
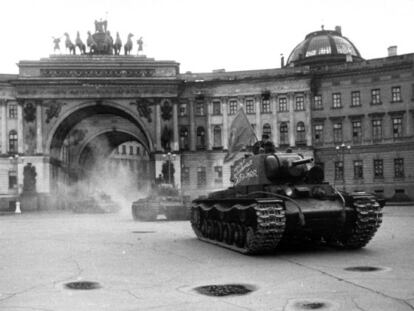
[189,99,196,151]
[36,100,43,154]
[255,96,261,138]
[17,100,23,153]
[206,99,212,150]
[1,100,7,154]
[155,100,161,151]
[222,98,228,149]
[172,100,179,151]
[288,93,295,147]
[272,94,279,147]
[304,92,312,146]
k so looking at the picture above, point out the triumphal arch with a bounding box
[12,23,183,201]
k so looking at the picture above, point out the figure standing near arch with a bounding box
[137,37,143,55]
[52,36,61,53]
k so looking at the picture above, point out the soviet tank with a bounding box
[132,183,191,221]
[190,152,385,254]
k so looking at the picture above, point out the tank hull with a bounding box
[190,194,383,254]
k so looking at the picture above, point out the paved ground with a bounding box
[0,205,413,311]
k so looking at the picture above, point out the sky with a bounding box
[1,0,414,74]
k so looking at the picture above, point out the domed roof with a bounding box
[286,26,363,67]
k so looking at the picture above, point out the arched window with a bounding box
[262,123,272,138]
[179,126,189,150]
[296,121,306,144]
[280,122,289,145]
[213,125,222,148]
[9,130,18,153]
[196,126,205,150]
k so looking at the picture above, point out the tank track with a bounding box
[191,200,286,254]
[335,197,383,248]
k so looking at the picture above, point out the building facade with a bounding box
[0,24,413,210]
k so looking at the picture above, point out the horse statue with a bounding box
[75,31,86,54]
[114,32,122,55]
[124,33,134,55]
[63,33,76,55]
[87,31,97,54]
[104,30,114,54]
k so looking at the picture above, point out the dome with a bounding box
[286,26,363,67]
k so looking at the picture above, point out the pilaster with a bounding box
[155,100,161,151]
[288,93,295,147]
[222,98,229,149]
[189,99,196,151]
[0,100,7,154]
[17,100,23,153]
[172,101,179,151]
[271,94,279,147]
[36,100,43,154]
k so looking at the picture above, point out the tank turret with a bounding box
[190,151,384,255]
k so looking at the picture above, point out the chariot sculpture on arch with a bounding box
[60,19,137,56]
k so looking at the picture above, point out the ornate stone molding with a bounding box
[40,68,155,78]
[130,98,156,123]
[44,100,64,123]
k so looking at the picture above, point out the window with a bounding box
[262,123,272,138]
[214,166,223,184]
[280,122,289,145]
[8,171,17,189]
[352,120,362,144]
[179,127,189,150]
[313,124,324,144]
[122,145,126,155]
[391,86,401,102]
[351,91,361,107]
[197,167,206,187]
[195,102,205,115]
[332,93,342,108]
[313,95,323,110]
[261,99,271,113]
[229,100,238,115]
[392,117,403,138]
[136,146,140,156]
[278,97,288,112]
[295,96,305,111]
[394,158,404,178]
[371,89,381,105]
[181,167,190,185]
[372,119,382,141]
[196,126,205,150]
[245,99,255,114]
[373,159,384,178]
[213,125,222,148]
[334,161,343,180]
[354,160,363,179]
[212,101,221,115]
[296,122,306,143]
[129,146,133,155]
[9,130,18,153]
[8,103,17,119]
[179,103,187,116]
[333,122,343,143]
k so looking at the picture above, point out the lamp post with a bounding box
[162,152,176,185]
[335,143,351,191]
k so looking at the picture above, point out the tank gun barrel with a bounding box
[292,158,313,167]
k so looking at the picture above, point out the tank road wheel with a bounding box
[223,223,234,245]
[215,221,224,242]
[234,224,246,248]
[338,199,383,249]
[201,219,209,237]
[207,220,215,239]
[245,227,256,250]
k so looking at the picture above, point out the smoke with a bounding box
[57,131,151,217]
